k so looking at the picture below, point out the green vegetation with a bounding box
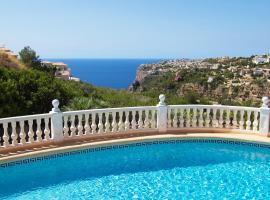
[19,46,41,69]
[0,48,265,118]
[0,67,158,118]
[133,65,261,108]
[18,46,55,74]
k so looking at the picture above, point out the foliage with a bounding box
[19,46,41,69]
[252,78,265,87]
[0,67,157,118]
[0,67,74,117]
[63,97,108,111]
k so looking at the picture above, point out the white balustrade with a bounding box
[0,96,269,149]
[0,114,52,148]
[62,106,157,138]
[167,105,261,133]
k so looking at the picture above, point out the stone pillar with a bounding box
[259,96,270,136]
[157,94,168,133]
[50,99,64,141]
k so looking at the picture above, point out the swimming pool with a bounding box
[1,139,270,199]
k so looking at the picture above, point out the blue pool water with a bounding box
[47,59,160,89]
[1,140,270,199]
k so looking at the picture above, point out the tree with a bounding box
[19,46,41,69]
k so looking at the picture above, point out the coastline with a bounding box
[47,58,161,89]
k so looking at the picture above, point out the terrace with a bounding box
[0,94,270,160]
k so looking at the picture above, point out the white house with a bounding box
[252,55,270,64]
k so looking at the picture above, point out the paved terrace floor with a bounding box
[1,131,270,164]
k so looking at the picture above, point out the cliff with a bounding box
[130,57,270,105]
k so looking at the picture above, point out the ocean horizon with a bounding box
[47,58,161,89]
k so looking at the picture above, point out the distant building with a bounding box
[252,55,270,64]
[41,61,80,81]
[253,68,263,76]
[210,64,219,70]
[207,76,214,83]
[0,47,18,58]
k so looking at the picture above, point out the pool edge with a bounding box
[1,132,270,165]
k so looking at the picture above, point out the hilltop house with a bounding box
[41,61,79,81]
[0,47,18,58]
[252,55,270,64]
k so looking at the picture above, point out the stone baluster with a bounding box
[138,110,143,129]
[77,114,83,136]
[125,111,130,131]
[219,109,224,128]
[173,109,178,128]
[70,115,76,136]
[84,114,91,135]
[118,111,124,131]
[131,110,136,130]
[144,109,150,129]
[28,120,34,143]
[91,113,97,134]
[192,108,197,127]
[105,112,110,133]
[226,109,231,128]
[151,109,156,129]
[239,110,245,130]
[167,108,172,128]
[232,110,238,129]
[253,111,259,132]
[63,116,69,137]
[2,122,9,147]
[36,118,42,142]
[112,112,117,132]
[19,121,26,144]
[199,108,204,127]
[186,108,191,127]
[11,121,18,146]
[98,112,104,133]
[246,111,252,131]
[44,117,50,140]
[206,108,211,128]
[179,109,184,127]
[212,108,218,128]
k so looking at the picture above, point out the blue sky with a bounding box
[1,0,270,58]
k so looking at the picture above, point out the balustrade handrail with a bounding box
[63,106,157,116]
[0,105,260,122]
[0,113,52,123]
[0,95,270,149]
[168,104,260,111]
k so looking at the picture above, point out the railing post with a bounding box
[259,96,270,136]
[157,94,167,133]
[49,99,64,141]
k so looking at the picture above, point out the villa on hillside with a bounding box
[252,55,270,64]
[41,61,80,81]
[0,47,18,58]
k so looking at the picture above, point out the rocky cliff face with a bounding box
[135,63,160,82]
[136,65,149,82]
[130,57,270,104]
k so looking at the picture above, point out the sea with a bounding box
[48,59,161,89]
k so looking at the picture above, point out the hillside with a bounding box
[0,66,156,118]
[130,56,270,107]
[2,47,269,118]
